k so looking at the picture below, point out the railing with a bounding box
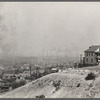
[96,56,100,59]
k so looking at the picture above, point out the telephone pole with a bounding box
[29,64,32,81]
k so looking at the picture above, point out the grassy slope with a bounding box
[1,65,100,98]
[0,72,95,98]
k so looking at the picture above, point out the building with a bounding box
[84,45,100,65]
[50,67,58,73]
[2,74,16,80]
[19,70,36,78]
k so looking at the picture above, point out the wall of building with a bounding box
[84,52,97,65]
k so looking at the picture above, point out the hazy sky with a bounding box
[0,2,100,57]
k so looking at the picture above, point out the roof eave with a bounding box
[84,50,94,52]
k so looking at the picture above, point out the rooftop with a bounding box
[85,45,100,52]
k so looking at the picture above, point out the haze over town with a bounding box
[0,2,100,57]
[1,2,100,98]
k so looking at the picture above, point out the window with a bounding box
[97,53,100,56]
[91,58,93,63]
[91,53,93,56]
[86,52,88,56]
[86,58,88,62]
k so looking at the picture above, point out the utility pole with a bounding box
[80,54,83,64]
[29,64,32,81]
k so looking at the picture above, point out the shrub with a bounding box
[76,83,80,87]
[52,80,61,91]
[35,94,45,98]
[85,72,96,80]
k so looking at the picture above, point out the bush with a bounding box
[35,94,45,98]
[52,80,61,91]
[76,83,80,87]
[85,72,96,80]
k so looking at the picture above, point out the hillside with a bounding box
[1,69,100,98]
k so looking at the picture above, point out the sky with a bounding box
[0,2,100,57]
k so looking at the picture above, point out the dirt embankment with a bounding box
[1,70,100,98]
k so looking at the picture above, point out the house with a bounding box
[37,69,44,74]
[84,45,100,65]
[2,74,16,80]
[50,67,58,73]
[19,70,35,78]
[19,71,30,78]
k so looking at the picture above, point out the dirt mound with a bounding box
[0,72,100,98]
